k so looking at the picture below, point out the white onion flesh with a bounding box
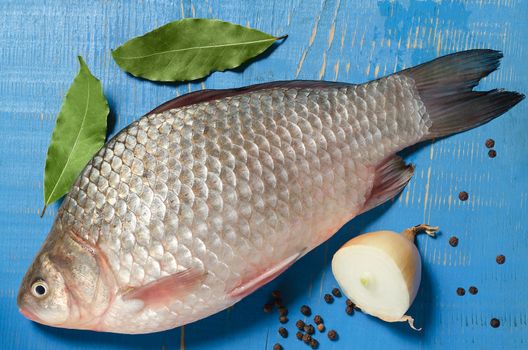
[333,245,411,319]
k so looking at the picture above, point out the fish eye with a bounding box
[31,280,48,298]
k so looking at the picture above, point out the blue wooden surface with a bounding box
[1,0,527,349]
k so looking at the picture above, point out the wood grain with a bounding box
[0,0,526,349]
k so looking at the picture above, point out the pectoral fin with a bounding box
[122,268,205,308]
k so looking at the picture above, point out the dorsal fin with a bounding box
[147,81,353,115]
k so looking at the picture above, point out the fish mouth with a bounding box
[19,306,43,324]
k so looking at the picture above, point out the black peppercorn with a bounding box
[345,299,354,307]
[496,254,506,264]
[304,324,315,335]
[490,318,500,328]
[278,327,288,338]
[469,286,478,295]
[300,305,311,316]
[345,305,354,315]
[314,315,323,325]
[296,320,305,330]
[263,303,273,313]
[272,290,281,299]
[456,287,465,296]
[302,333,312,344]
[459,191,469,201]
[310,338,319,349]
[485,139,495,148]
[449,236,459,247]
[328,330,338,340]
[279,316,288,324]
[324,294,334,303]
[278,307,288,316]
[296,331,303,340]
[273,344,283,350]
[488,149,497,158]
[332,288,342,297]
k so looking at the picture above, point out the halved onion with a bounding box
[332,224,438,330]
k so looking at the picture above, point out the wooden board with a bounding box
[0,0,526,349]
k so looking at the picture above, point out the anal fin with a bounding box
[228,251,302,300]
[122,268,206,308]
[362,155,414,213]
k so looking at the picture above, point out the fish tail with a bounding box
[402,49,524,139]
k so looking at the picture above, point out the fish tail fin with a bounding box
[402,49,524,139]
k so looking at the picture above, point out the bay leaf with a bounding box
[111,18,287,82]
[43,56,109,207]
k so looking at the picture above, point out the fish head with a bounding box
[17,222,115,330]
[17,249,70,326]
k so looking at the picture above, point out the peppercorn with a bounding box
[302,333,312,344]
[278,327,288,338]
[488,149,497,158]
[279,316,288,324]
[278,307,288,316]
[456,287,465,296]
[304,324,315,335]
[459,191,469,201]
[345,299,354,307]
[496,254,506,264]
[490,318,500,328]
[317,324,325,332]
[310,338,319,349]
[346,305,354,315]
[314,315,323,325]
[328,330,338,341]
[332,288,342,297]
[485,139,495,148]
[324,294,334,303]
[469,286,478,295]
[274,298,283,307]
[300,305,311,316]
[273,344,283,350]
[272,290,281,299]
[263,303,273,313]
[296,331,303,340]
[296,320,305,330]
[449,236,459,247]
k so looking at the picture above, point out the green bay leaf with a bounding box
[111,18,286,82]
[43,56,109,207]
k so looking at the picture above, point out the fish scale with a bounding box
[18,50,523,334]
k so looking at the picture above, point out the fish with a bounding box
[18,50,523,334]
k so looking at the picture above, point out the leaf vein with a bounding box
[115,38,276,60]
